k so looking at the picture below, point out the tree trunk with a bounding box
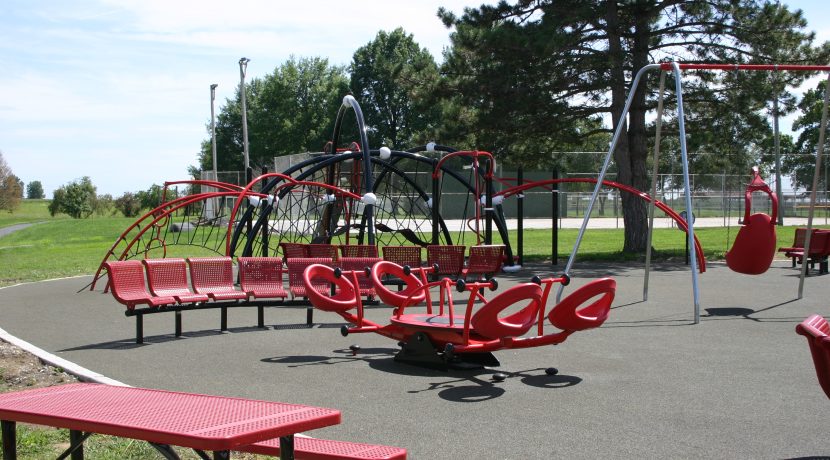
[606,1,650,253]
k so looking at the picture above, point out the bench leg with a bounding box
[2,420,16,460]
[221,307,228,332]
[67,429,86,460]
[258,305,265,328]
[136,314,144,344]
[280,435,295,460]
[213,450,230,460]
[175,311,182,337]
[306,307,313,327]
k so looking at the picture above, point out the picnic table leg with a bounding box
[2,420,16,460]
[280,435,295,460]
[68,430,85,460]
[212,450,230,460]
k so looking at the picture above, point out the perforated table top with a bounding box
[0,383,341,451]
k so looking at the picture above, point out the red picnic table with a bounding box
[0,382,341,460]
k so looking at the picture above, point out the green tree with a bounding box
[440,0,828,253]
[48,177,97,218]
[787,79,830,190]
[26,180,44,199]
[137,184,166,211]
[0,152,22,212]
[350,28,441,149]
[114,192,142,217]
[197,57,350,174]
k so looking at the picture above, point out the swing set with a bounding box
[565,62,830,323]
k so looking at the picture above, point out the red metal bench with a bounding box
[188,257,249,301]
[143,258,210,304]
[337,257,382,299]
[340,244,379,258]
[307,244,339,260]
[461,244,505,281]
[287,257,335,300]
[381,246,422,268]
[104,260,176,310]
[796,314,830,399]
[426,245,465,279]
[238,256,288,299]
[281,242,310,258]
[239,435,407,460]
[787,230,830,274]
[778,227,815,267]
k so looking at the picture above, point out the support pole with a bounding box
[798,71,830,299]
[670,61,701,323]
[557,63,661,302]
[644,70,667,301]
[552,169,559,266]
[774,94,784,225]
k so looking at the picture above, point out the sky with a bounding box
[1,1,829,197]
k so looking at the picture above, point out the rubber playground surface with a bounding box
[1,260,828,459]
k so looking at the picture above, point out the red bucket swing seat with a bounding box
[725,167,778,275]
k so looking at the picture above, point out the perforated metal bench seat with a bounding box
[238,436,407,460]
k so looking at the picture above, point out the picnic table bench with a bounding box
[0,383,406,460]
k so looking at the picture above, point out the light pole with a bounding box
[210,84,218,181]
[239,57,251,176]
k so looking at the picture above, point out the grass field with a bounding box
[0,200,811,287]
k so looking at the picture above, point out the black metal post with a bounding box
[280,435,296,460]
[432,160,440,245]
[552,169,559,265]
[260,165,269,256]
[517,166,524,266]
[2,420,16,460]
[485,159,493,244]
[69,429,84,460]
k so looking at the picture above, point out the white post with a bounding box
[209,83,219,219]
[644,71,667,301]
[239,57,251,172]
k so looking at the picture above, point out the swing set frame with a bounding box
[564,61,830,324]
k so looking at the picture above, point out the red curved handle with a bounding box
[302,264,358,313]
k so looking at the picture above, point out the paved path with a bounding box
[1,261,829,458]
[0,222,35,238]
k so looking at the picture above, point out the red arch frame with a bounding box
[495,178,706,273]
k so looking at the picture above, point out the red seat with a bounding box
[340,244,379,258]
[796,314,830,399]
[426,245,465,278]
[302,264,359,312]
[338,257,382,298]
[287,257,334,299]
[470,283,543,339]
[382,246,423,268]
[104,260,176,310]
[548,278,615,331]
[307,244,339,260]
[280,242,309,258]
[462,245,505,280]
[238,257,287,299]
[187,257,248,301]
[143,258,210,304]
[371,261,427,308]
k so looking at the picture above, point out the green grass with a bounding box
[0,199,68,229]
